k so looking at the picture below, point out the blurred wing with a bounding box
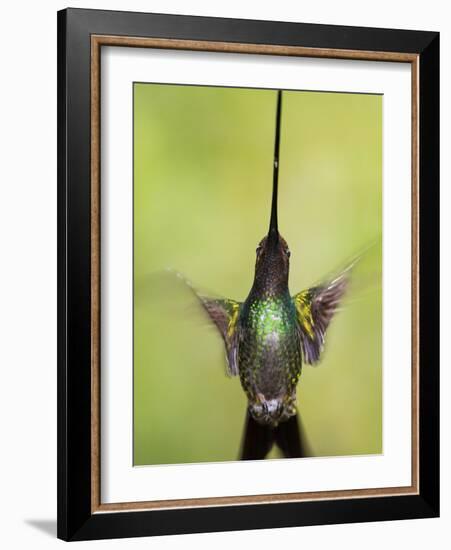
[293,264,352,365]
[170,270,241,376]
[135,269,241,376]
[196,296,241,376]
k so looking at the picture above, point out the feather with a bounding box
[196,296,241,376]
[240,411,310,460]
[293,261,354,365]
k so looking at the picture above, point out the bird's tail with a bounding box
[240,411,310,460]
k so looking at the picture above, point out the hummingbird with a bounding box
[186,90,357,460]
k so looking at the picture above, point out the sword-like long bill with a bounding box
[268,90,282,247]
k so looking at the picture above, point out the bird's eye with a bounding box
[286,249,291,258]
[256,246,261,254]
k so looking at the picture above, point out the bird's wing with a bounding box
[292,262,354,365]
[135,269,241,376]
[195,295,241,376]
[169,270,241,376]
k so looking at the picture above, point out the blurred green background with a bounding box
[133,83,382,465]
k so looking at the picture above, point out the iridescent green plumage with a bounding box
[238,292,300,425]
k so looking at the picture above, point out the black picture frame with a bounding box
[57,7,439,542]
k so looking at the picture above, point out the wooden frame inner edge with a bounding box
[90,35,420,514]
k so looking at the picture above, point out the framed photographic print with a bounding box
[57,8,439,541]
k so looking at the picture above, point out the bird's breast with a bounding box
[238,297,301,399]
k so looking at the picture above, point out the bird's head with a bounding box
[254,231,291,289]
